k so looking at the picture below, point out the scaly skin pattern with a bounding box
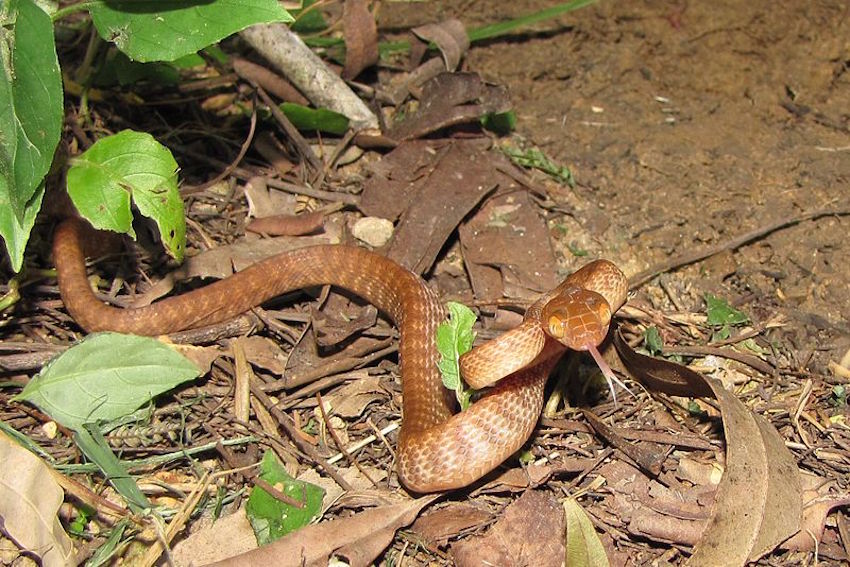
[53,218,628,492]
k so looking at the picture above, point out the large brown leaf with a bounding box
[614,332,801,564]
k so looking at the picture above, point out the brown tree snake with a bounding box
[53,217,628,492]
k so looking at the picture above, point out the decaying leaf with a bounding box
[614,332,802,564]
[208,495,438,567]
[0,431,77,567]
[410,503,492,547]
[452,490,564,567]
[564,498,610,567]
[410,19,469,71]
[341,0,378,79]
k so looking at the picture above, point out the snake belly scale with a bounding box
[52,217,627,492]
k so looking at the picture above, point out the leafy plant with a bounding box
[436,302,477,409]
[14,333,201,511]
[246,451,324,545]
[0,0,293,270]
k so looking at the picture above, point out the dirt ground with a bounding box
[386,0,850,369]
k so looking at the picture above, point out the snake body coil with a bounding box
[53,217,627,492]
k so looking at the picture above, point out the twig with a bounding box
[181,104,258,196]
[629,208,850,288]
[239,24,378,131]
[248,376,353,491]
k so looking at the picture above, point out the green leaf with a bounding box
[705,293,749,326]
[280,103,350,135]
[436,302,477,408]
[0,0,62,270]
[502,145,575,187]
[246,452,324,545]
[643,326,663,356]
[564,498,610,567]
[85,518,129,567]
[92,50,180,87]
[14,333,200,430]
[481,110,516,135]
[0,183,44,272]
[89,0,293,63]
[290,0,327,34]
[75,426,150,513]
[66,130,187,261]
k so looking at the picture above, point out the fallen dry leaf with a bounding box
[207,495,438,567]
[782,471,850,551]
[387,72,510,142]
[459,190,559,302]
[324,373,386,418]
[452,490,564,567]
[410,19,469,72]
[362,139,529,275]
[614,332,802,565]
[341,0,378,79]
[0,431,77,567]
[410,503,492,547]
[245,211,325,236]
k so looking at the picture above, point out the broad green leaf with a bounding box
[643,326,663,356]
[66,130,186,261]
[89,0,293,63]
[75,426,150,513]
[15,332,200,430]
[0,0,62,270]
[705,293,749,326]
[280,103,349,135]
[564,498,610,566]
[436,302,477,408]
[0,182,44,271]
[246,451,324,545]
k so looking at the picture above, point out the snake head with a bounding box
[541,288,613,350]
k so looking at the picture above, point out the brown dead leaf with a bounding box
[312,303,379,348]
[459,190,559,302]
[387,72,510,141]
[362,139,529,275]
[781,471,850,551]
[410,19,469,72]
[171,343,222,375]
[231,335,287,376]
[243,175,298,218]
[0,431,77,567]
[614,332,802,565]
[481,458,593,493]
[452,490,564,567]
[342,0,378,79]
[246,211,325,236]
[410,503,492,547]
[324,373,386,418]
[208,495,438,567]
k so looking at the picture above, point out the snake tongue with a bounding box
[585,344,634,406]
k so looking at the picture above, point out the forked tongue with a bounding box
[586,344,634,406]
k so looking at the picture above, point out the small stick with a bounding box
[629,208,850,289]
